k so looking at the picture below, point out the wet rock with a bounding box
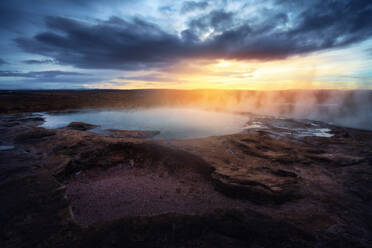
[66,122,99,131]
[18,116,44,122]
[15,127,56,143]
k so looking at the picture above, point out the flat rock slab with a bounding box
[14,127,56,143]
[66,122,99,131]
[108,129,160,138]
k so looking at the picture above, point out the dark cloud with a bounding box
[0,70,104,86]
[188,10,234,34]
[287,0,372,46]
[181,1,209,14]
[22,59,56,64]
[0,70,88,78]
[14,0,372,70]
[16,16,186,70]
[181,10,235,43]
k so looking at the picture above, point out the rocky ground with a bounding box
[0,110,372,248]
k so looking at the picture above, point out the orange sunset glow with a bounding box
[87,41,372,90]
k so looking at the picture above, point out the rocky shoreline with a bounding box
[1,110,372,247]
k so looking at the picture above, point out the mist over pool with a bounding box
[41,108,249,139]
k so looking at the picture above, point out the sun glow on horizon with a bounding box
[86,42,372,91]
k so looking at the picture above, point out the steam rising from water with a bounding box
[187,90,372,130]
[41,90,372,134]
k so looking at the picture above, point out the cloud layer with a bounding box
[14,0,372,71]
[0,70,88,78]
[0,0,371,89]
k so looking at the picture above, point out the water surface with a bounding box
[41,108,249,139]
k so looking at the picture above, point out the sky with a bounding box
[0,0,372,90]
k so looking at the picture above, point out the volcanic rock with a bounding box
[14,127,56,143]
[66,122,99,131]
[108,129,160,138]
[1,111,372,248]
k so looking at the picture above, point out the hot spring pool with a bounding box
[41,108,249,139]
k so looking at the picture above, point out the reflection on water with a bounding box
[41,108,249,139]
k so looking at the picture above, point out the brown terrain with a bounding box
[0,90,372,248]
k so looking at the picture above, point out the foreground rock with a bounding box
[0,112,372,247]
[15,127,56,143]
